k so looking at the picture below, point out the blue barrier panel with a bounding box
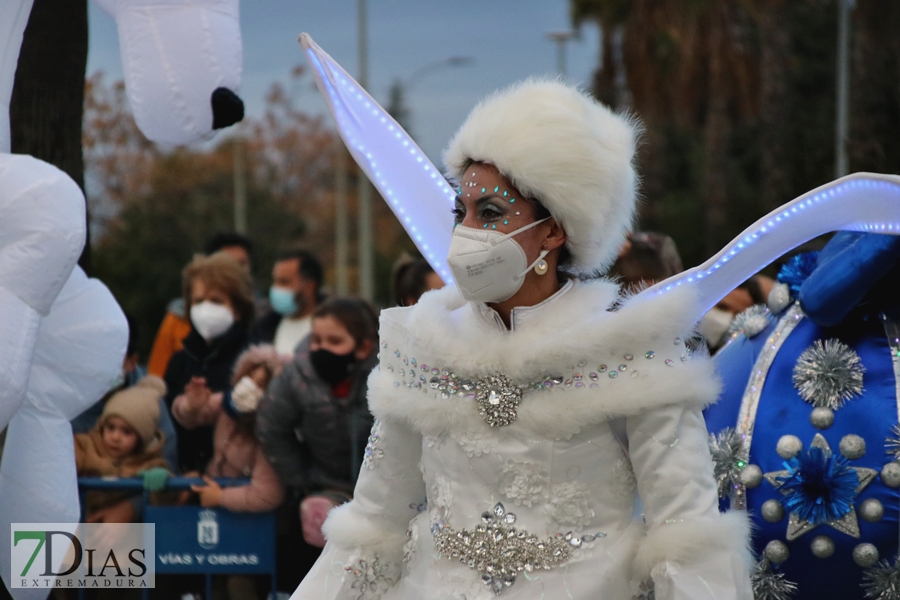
[147,505,276,575]
[77,477,278,599]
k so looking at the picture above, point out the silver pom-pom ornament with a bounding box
[839,434,866,460]
[862,558,900,600]
[881,461,900,488]
[809,407,834,430]
[761,499,785,523]
[810,535,835,559]
[854,543,881,568]
[767,283,792,315]
[764,540,790,564]
[860,498,885,523]
[887,424,900,461]
[776,435,803,459]
[728,304,771,339]
[792,338,866,410]
[751,558,798,600]
[708,428,747,498]
[741,464,763,488]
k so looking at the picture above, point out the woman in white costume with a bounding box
[292,80,752,600]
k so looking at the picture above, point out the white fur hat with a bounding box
[443,79,640,276]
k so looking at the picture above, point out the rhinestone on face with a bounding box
[618,364,628,372]
[665,359,674,367]
[645,351,656,359]
[608,371,618,379]
[598,365,608,373]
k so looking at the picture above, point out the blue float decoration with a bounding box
[778,252,819,299]
[776,446,859,525]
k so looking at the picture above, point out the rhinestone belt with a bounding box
[432,502,604,596]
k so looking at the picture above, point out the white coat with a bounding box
[292,279,753,600]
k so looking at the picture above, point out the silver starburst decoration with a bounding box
[764,434,877,541]
[751,559,798,600]
[709,427,747,499]
[729,304,771,338]
[887,425,900,461]
[792,338,866,409]
[862,558,900,600]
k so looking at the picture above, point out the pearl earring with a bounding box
[534,247,549,275]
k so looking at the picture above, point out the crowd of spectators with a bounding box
[65,232,443,599]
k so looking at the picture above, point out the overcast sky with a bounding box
[86,0,600,163]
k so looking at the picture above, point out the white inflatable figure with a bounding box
[92,0,244,145]
[300,32,900,322]
[0,1,240,596]
[0,268,127,599]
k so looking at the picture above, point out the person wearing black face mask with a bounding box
[256,297,379,590]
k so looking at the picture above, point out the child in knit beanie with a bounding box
[74,375,171,520]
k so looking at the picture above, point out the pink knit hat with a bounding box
[231,344,285,386]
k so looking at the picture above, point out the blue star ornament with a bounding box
[764,434,877,541]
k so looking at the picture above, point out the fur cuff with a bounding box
[322,502,408,561]
[633,511,753,580]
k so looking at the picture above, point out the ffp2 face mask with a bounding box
[447,218,550,303]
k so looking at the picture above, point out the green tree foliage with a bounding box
[571,0,900,268]
[84,67,418,357]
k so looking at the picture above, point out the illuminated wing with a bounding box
[299,33,455,284]
[633,173,900,323]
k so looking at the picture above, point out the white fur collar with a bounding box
[369,281,721,439]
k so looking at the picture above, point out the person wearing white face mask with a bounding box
[293,80,752,600]
[163,252,254,474]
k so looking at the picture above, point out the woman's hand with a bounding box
[300,495,339,548]
[190,475,223,507]
[183,376,212,406]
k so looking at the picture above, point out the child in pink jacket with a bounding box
[172,344,285,513]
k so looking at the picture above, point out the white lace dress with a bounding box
[291,280,753,600]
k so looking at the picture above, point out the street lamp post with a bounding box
[393,56,474,137]
[357,0,374,302]
[834,0,854,178]
[545,30,577,77]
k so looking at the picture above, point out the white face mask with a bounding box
[699,307,734,349]
[190,301,235,341]
[447,218,551,303]
[231,375,264,413]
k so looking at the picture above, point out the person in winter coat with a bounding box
[292,80,752,600]
[164,252,254,474]
[74,376,171,521]
[172,344,285,513]
[256,297,379,586]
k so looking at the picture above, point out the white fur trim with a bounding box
[633,511,754,580]
[370,281,721,439]
[443,79,641,275]
[322,502,408,560]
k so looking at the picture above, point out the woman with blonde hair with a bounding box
[164,251,254,474]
